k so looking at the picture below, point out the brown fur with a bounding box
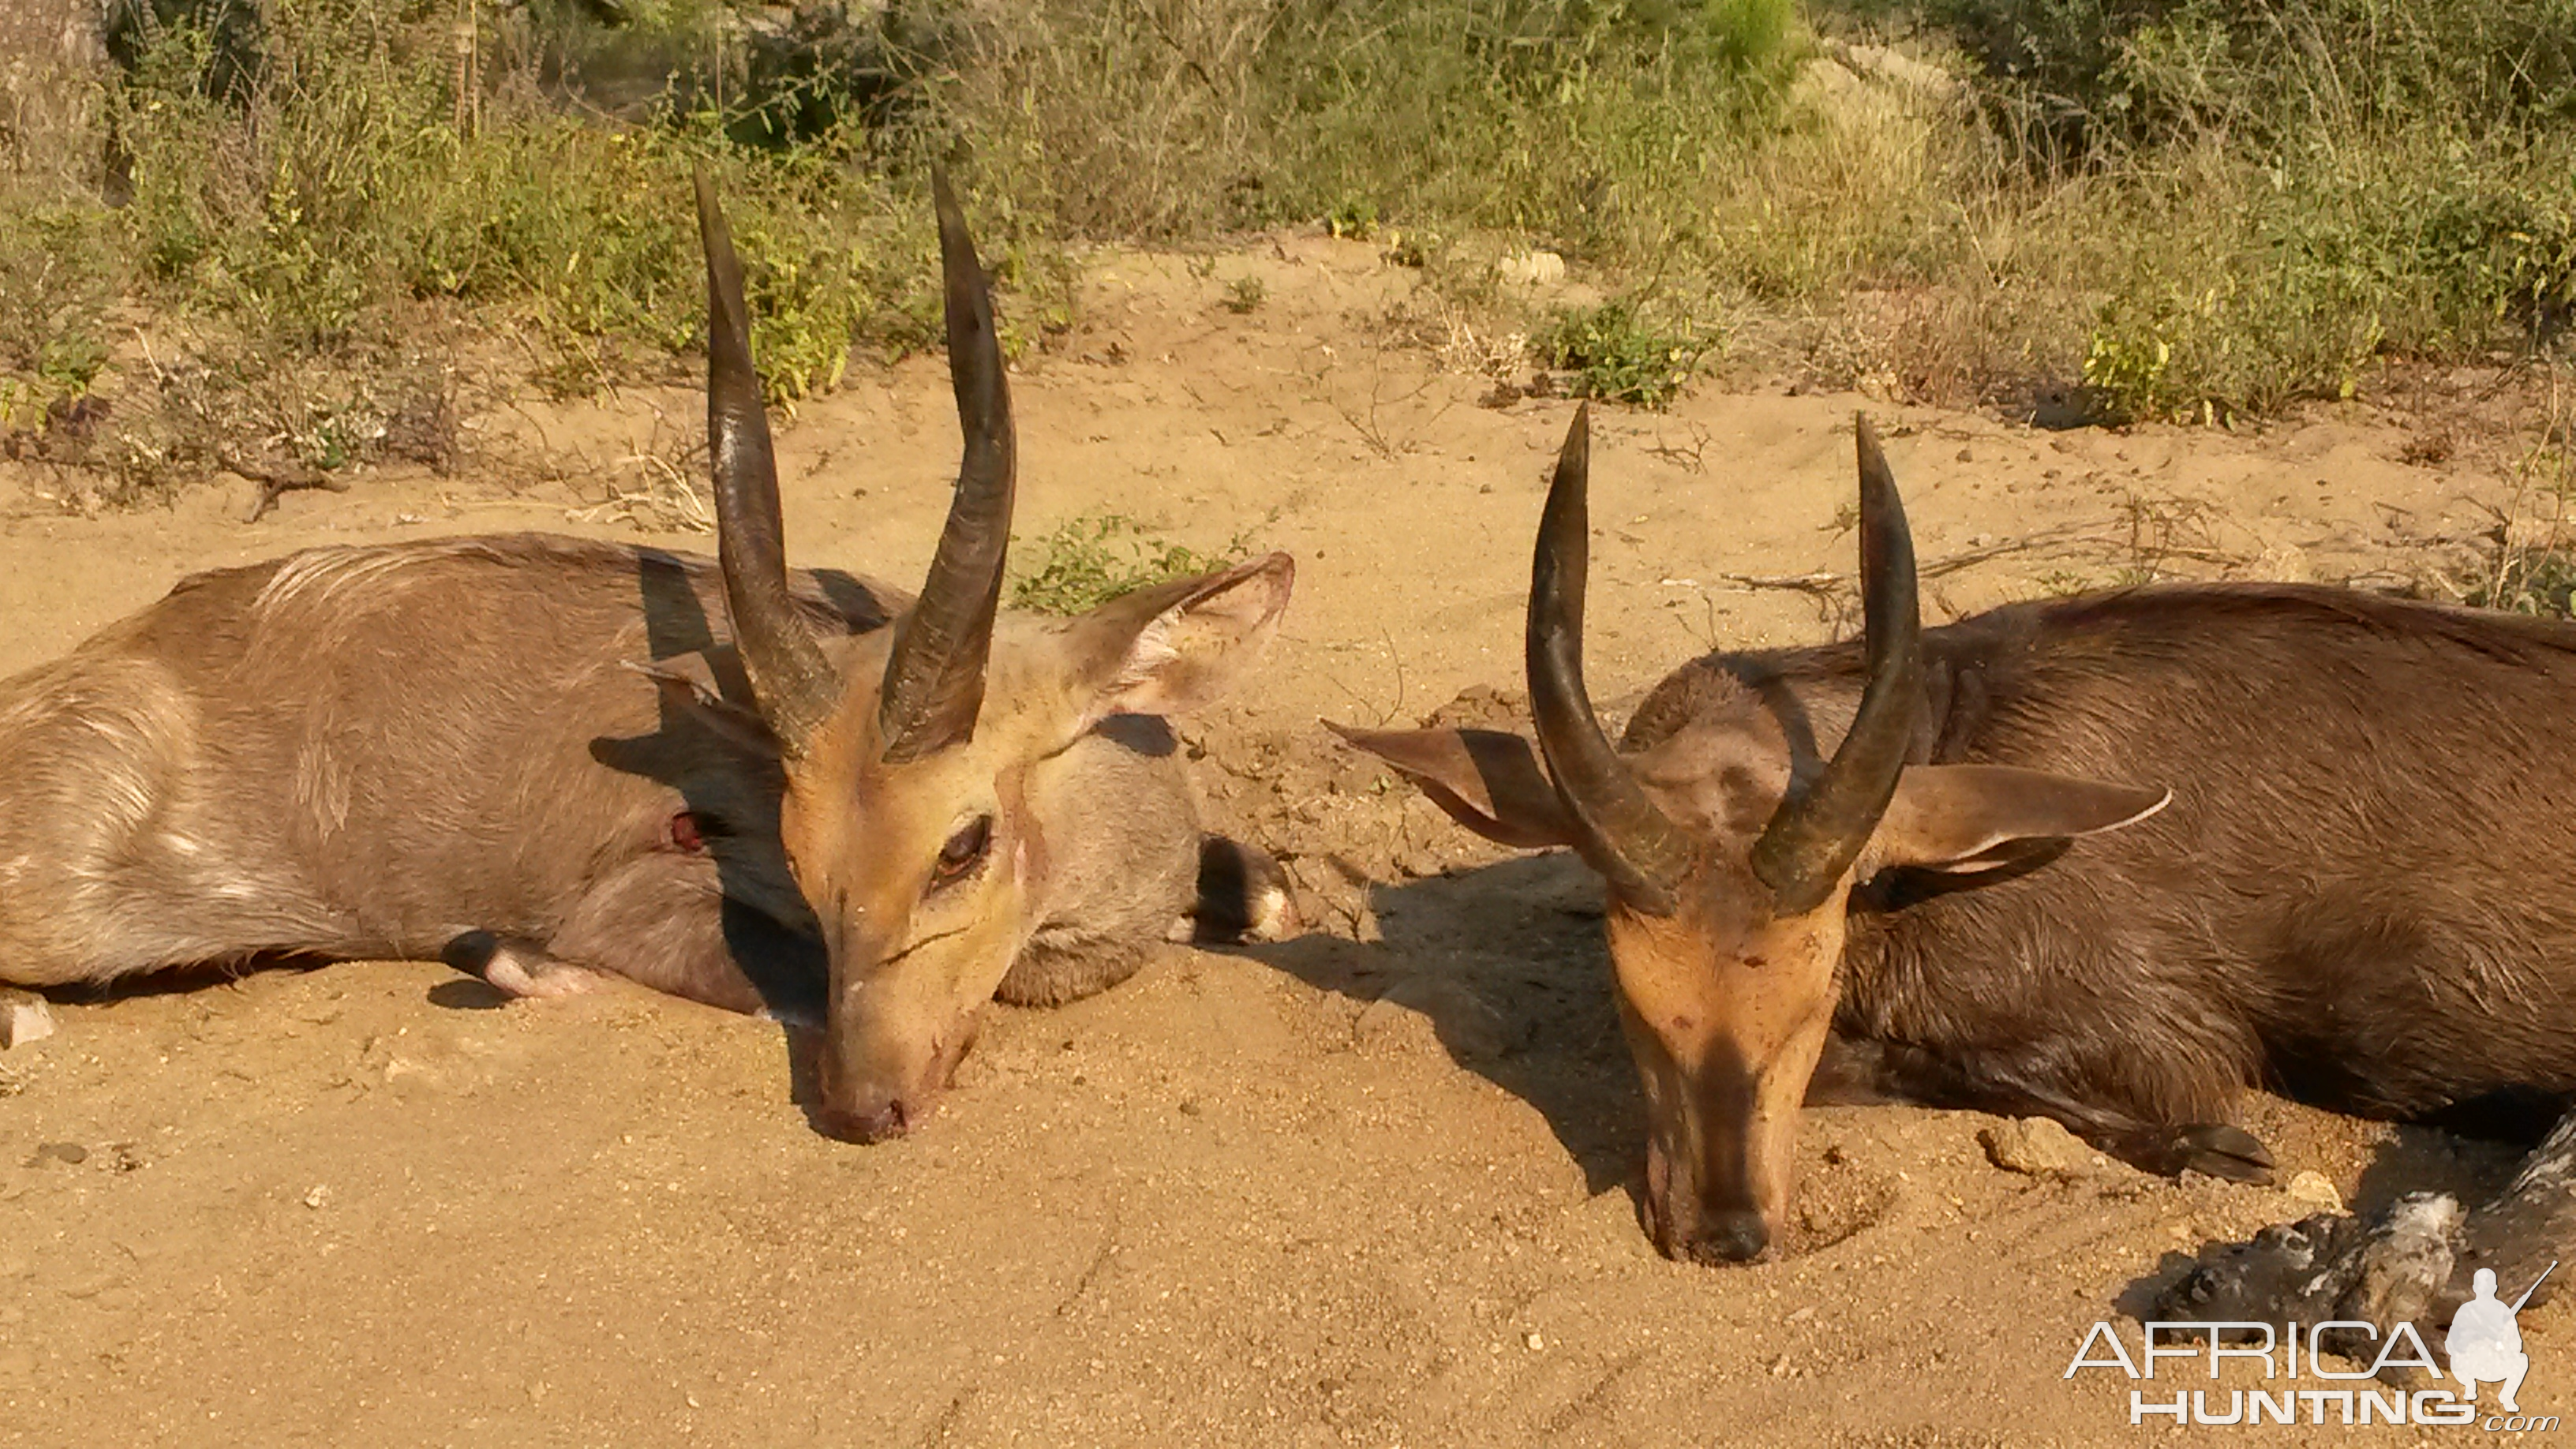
[1350,561,2576,1301]
[0,531,1227,1035]
[1653,584,2576,1139]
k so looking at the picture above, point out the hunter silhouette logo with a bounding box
[2448,1264,2552,1414]
[2065,1261,2560,1430]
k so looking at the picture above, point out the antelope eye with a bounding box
[930,815,993,888]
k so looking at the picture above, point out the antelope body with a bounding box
[1339,407,2576,1330]
[0,170,1297,1146]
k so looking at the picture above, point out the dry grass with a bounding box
[2453,366,2576,617]
[2,0,2571,509]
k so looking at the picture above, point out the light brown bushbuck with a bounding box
[1335,405,2576,1336]
[0,170,1296,1144]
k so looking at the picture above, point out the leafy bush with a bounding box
[940,0,1803,254]
[1007,513,1252,616]
[1910,0,2576,163]
[12,0,2576,516]
[1541,299,1709,407]
[64,0,1068,409]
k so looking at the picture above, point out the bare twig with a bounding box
[1324,344,1451,459]
[1121,0,1222,92]
[1381,627,1406,724]
[1644,422,1711,474]
[1710,571,1842,596]
[567,447,713,534]
[231,455,350,523]
[1705,571,1852,630]
[1696,512,2253,625]
[1918,523,2096,578]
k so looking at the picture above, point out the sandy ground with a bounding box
[1,235,2568,1446]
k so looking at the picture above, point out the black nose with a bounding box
[814,1097,913,1144]
[1684,1211,1770,1265]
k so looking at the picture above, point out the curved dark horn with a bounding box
[1526,405,1695,916]
[876,163,1016,766]
[1747,414,1925,915]
[695,167,841,754]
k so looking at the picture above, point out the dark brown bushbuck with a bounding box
[1335,404,2576,1332]
[0,170,1295,1144]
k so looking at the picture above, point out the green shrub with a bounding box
[13,0,2576,519]
[1541,299,1710,407]
[0,203,122,432]
[84,0,1062,406]
[939,0,1802,258]
[1910,0,2576,163]
[2467,547,2576,620]
[1007,513,1252,616]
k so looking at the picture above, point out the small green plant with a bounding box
[1006,513,1254,616]
[2078,324,2173,425]
[34,331,110,396]
[1222,275,1266,314]
[2461,391,2576,616]
[2080,242,2388,425]
[1540,300,1709,409]
[0,202,121,429]
[1326,194,1379,241]
[2465,546,2576,619]
[1381,227,1436,268]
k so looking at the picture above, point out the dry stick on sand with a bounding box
[1691,521,2257,637]
[1919,523,2102,579]
[231,455,351,523]
[1709,520,2248,600]
[1710,569,1843,597]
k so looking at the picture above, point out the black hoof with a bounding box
[2104,1120,2276,1181]
[2177,1122,2276,1183]
[439,929,504,978]
[1193,837,1301,944]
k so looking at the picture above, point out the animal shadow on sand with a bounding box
[1236,851,1647,1200]
[1229,848,2551,1297]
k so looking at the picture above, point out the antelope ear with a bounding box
[1324,722,1578,850]
[1872,763,2168,873]
[1059,552,1295,725]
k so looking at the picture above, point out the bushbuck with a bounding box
[1334,405,2576,1335]
[0,170,1297,1144]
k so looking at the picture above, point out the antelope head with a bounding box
[692,171,1294,1143]
[1333,408,2164,1261]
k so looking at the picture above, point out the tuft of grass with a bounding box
[1923,0,2576,417]
[99,0,962,405]
[0,0,1077,504]
[11,0,2576,521]
[938,0,1801,250]
[1325,195,1380,242]
[2459,376,2576,616]
[1540,299,1710,408]
[1222,275,1267,315]
[0,203,121,432]
[1006,513,1254,616]
[2066,139,2576,423]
